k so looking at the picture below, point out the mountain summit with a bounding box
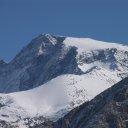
[0,34,127,93]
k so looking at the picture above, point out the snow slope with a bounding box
[0,70,120,127]
[64,37,128,52]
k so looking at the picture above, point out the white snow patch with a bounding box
[38,44,44,55]
[64,37,128,54]
[45,34,57,45]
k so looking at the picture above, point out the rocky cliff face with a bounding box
[0,34,81,92]
[53,77,128,128]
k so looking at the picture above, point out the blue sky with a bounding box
[0,0,128,61]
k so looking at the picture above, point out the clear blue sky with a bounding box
[0,0,128,61]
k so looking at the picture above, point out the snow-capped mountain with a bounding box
[0,34,127,127]
[0,34,127,93]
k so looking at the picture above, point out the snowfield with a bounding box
[0,72,120,126]
[64,37,128,53]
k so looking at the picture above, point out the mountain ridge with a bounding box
[0,34,127,93]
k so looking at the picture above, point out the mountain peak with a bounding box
[12,34,66,64]
[38,33,66,44]
[36,34,128,53]
[0,34,127,93]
